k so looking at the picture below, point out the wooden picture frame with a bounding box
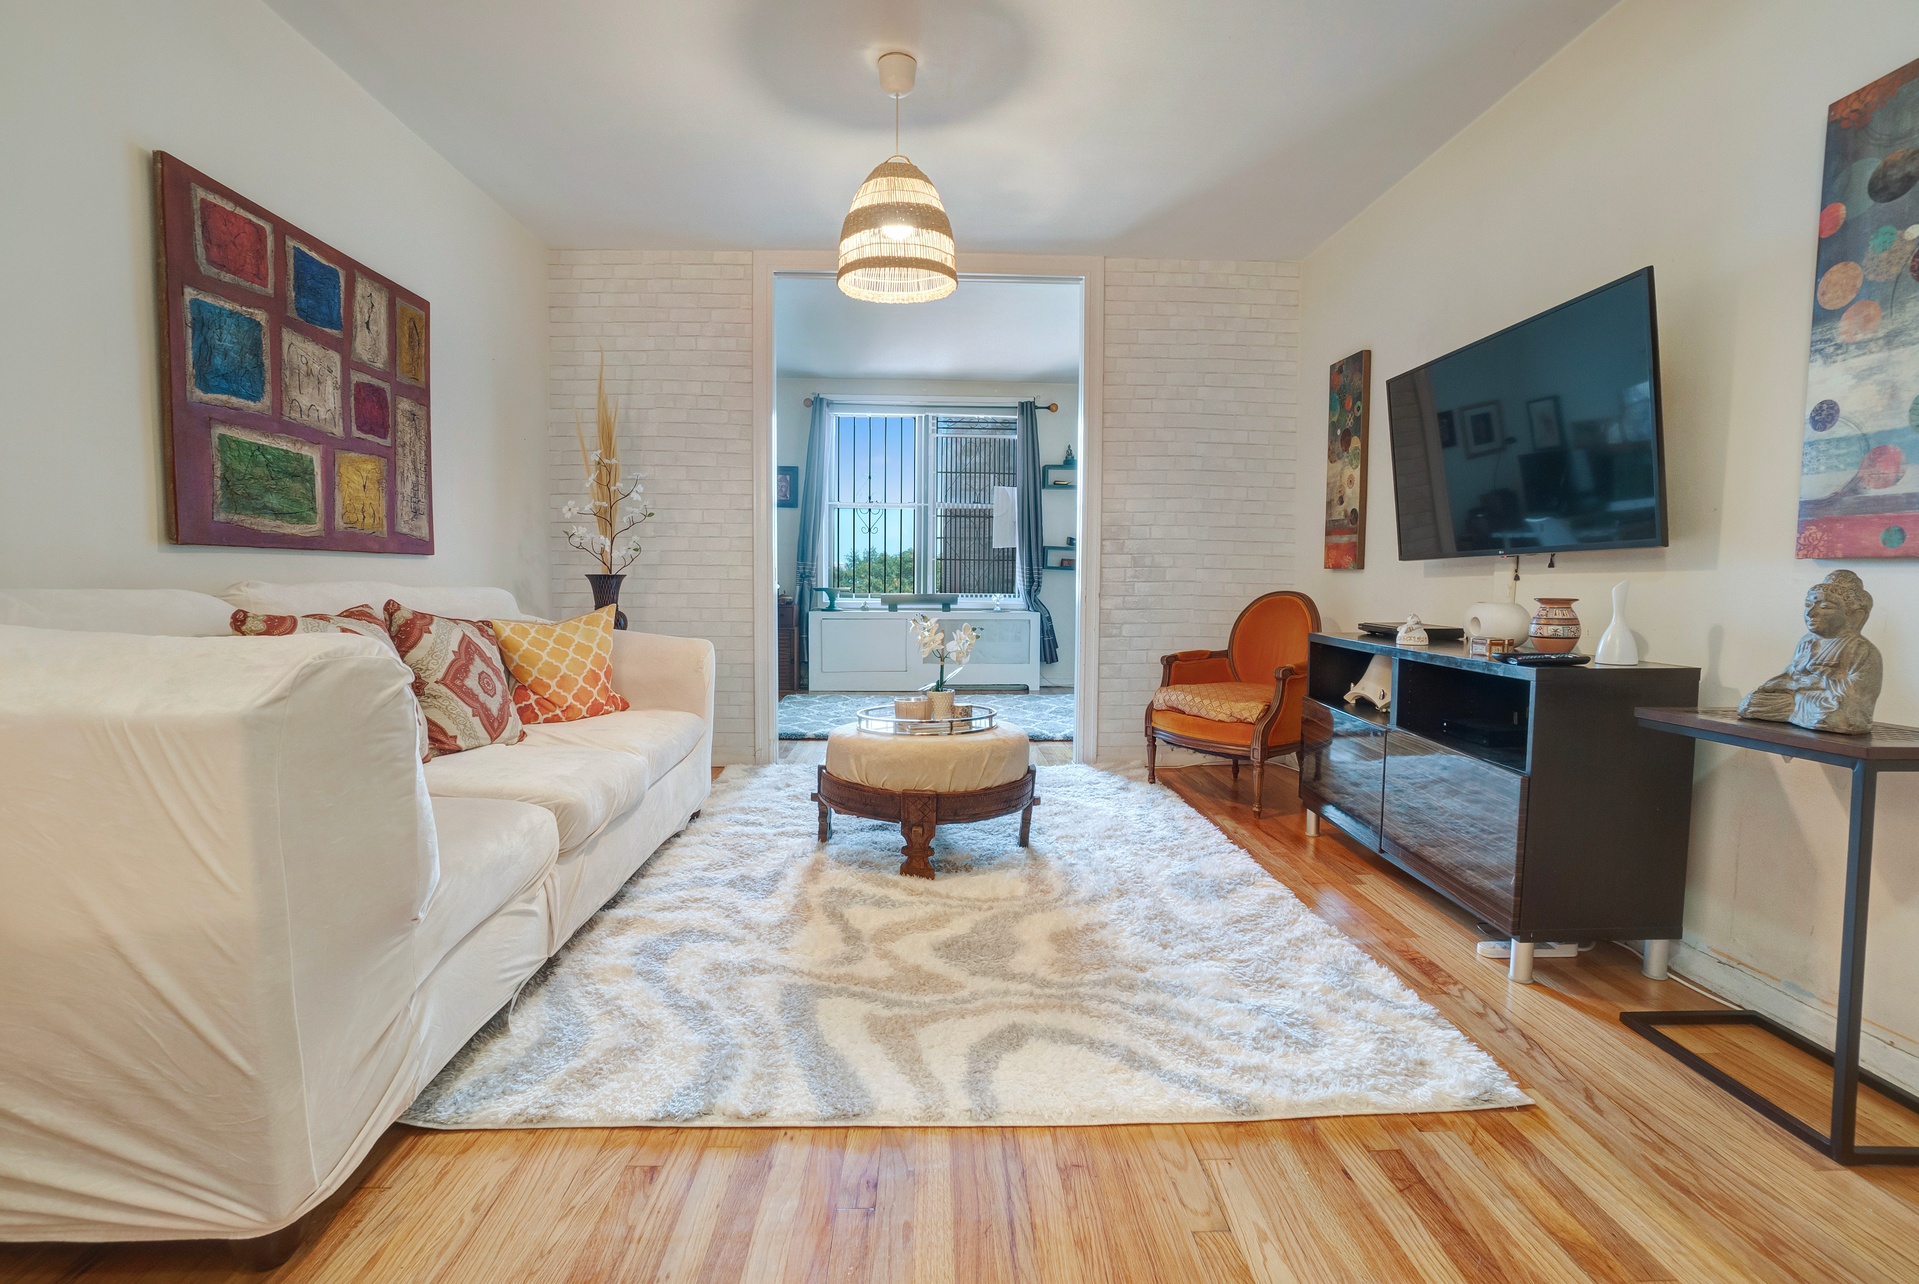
[1461,401,1504,458]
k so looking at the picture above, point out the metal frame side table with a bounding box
[1629,707,1919,1165]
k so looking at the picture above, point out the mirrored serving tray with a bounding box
[856,704,998,736]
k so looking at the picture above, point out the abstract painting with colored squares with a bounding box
[1800,58,1919,559]
[154,152,432,553]
[1324,350,1371,569]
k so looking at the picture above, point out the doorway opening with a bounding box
[769,273,1086,766]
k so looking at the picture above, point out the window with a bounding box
[828,411,1018,597]
[932,416,1015,594]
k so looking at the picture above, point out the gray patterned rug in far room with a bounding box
[778,691,1076,740]
[402,764,1528,1130]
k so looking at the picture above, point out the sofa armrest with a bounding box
[608,630,716,725]
[0,627,432,1239]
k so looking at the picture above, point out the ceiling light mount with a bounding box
[876,51,917,98]
[837,51,955,304]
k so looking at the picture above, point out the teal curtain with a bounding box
[1015,399,1060,666]
[794,395,829,666]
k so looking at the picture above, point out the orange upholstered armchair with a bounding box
[1145,591,1321,817]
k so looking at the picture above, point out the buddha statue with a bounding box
[1737,570,1882,734]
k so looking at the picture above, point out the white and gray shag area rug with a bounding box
[403,764,1528,1129]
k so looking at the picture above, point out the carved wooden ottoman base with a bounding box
[812,766,1039,879]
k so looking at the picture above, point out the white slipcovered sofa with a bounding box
[0,582,714,1244]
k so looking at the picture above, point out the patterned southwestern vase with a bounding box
[586,573,628,630]
[1529,597,1581,653]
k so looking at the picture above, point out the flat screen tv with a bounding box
[1385,267,1667,559]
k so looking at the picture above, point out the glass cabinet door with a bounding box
[1300,699,1387,841]
[1381,728,1525,925]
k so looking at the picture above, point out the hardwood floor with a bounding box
[10,761,1919,1282]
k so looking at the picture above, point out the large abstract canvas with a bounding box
[155,153,432,553]
[1324,350,1371,569]
[1799,58,1919,559]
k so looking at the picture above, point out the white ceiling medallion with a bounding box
[836,52,957,305]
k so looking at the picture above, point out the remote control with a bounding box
[1500,652,1591,667]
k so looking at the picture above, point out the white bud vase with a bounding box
[1593,581,1640,666]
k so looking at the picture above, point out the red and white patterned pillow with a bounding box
[230,603,390,642]
[231,604,431,761]
[383,600,524,758]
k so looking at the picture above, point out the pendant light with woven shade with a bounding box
[837,52,956,304]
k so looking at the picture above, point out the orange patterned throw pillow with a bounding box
[384,600,525,757]
[490,606,631,724]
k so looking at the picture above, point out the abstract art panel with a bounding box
[395,396,430,539]
[211,422,322,537]
[287,240,343,334]
[397,301,427,384]
[281,329,341,435]
[1324,349,1370,569]
[155,152,431,552]
[1799,56,1919,559]
[184,288,270,413]
[191,186,271,295]
[335,451,388,536]
[351,371,391,442]
[353,275,390,370]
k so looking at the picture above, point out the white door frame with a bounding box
[751,250,1105,764]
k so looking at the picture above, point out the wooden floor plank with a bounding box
[10,762,1919,1283]
[1206,1155,1334,1284]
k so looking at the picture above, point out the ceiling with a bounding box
[263,0,1616,259]
[775,275,1081,380]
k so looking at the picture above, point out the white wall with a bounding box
[548,250,756,760]
[774,377,1081,688]
[1296,0,1919,1085]
[0,0,550,609]
[1102,259,1302,762]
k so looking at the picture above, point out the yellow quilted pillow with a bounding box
[490,606,631,724]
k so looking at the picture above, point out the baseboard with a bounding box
[1668,940,1919,1097]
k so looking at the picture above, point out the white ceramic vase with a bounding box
[1464,600,1532,643]
[1593,581,1640,666]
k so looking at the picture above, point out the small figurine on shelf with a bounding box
[1344,654,1393,710]
[1396,614,1430,646]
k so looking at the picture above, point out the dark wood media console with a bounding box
[1299,633,1699,982]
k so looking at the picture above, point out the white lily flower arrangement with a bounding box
[909,614,981,692]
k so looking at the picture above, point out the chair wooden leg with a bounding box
[1251,752,1264,819]
[1231,760,1240,781]
[1019,802,1034,847]
[1145,729,1158,784]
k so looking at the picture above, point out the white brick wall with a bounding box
[546,252,1299,765]
[547,250,755,762]
[1099,259,1301,761]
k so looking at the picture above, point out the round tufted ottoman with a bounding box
[812,720,1038,878]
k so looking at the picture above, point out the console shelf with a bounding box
[1300,634,1699,953]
